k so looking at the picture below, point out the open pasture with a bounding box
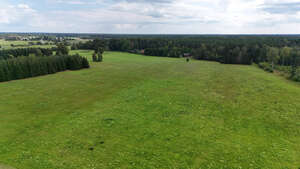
[0,40,55,49]
[0,51,299,169]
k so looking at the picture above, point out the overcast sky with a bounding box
[0,0,299,34]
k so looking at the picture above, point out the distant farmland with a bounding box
[0,39,55,49]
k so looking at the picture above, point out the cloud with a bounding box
[46,0,105,5]
[0,0,300,33]
[262,2,300,14]
[0,3,36,24]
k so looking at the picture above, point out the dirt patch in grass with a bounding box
[0,164,15,169]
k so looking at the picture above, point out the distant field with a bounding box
[0,51,299,168]
[67,38,91,44]
[0,40,27,49]
[70,49,94,59]
[0,40,55,49]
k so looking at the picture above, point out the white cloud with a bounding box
[50,0,88,5]
[0,4,36,24]
[0,0,300,33]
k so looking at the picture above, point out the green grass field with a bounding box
[0,40,27,49]
[0,51,299,169]
[0,40,55,49]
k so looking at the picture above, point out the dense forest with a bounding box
[72,37,300,63]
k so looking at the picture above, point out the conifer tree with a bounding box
[0,62,5,82]
[92,53,97,62]
[97,53,103,62]
[0,53,89,83]
[56,43,69,55]
[82,57,90,68]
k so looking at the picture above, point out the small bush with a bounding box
[292,74,300,82]
[258,62,273,73]
[291,69,300,82]
[274,65,291,74]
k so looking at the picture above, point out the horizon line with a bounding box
[1,32,300,36]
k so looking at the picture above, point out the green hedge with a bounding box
[258,62,273,73]
[0,54,89,82]
[274,65,291,74]
[291,69,300,82]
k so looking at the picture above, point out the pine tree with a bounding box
[0,54,89,82]
[97,53,103,62]
[35,49,43,57]
[82,57,90,68]
[92,53,97,62]
[56,43,69,55]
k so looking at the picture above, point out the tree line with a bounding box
[0,48,54,60]
[72,37,300,81]
[73,37,300,64]
[0,54,89,82]
[0,43,89,82]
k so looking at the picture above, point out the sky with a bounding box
[0,0,300,34]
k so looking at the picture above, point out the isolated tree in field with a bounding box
[92,53,97,62]
[95,47,104,54]
[92,47,104,62]
[267,47,279,70]
[97,53,103,62]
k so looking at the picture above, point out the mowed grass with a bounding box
[0,51,299,169]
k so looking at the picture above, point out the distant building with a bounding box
[5,36,20,41]
[39,40,45,44]
[183,53,192,57]
[21,37,30,41]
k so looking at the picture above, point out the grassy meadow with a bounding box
[0,51,299,169]
[0,40,55,49]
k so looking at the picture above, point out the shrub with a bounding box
[292,73,300,82]
[274,65,291,74]
[258,62,273,73]
[291,68,300,82]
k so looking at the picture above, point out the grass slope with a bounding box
[0,51,299,169]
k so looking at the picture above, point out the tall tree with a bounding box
[267,47,279,70]
[35,49,43,57]
[92,53,97,62]
[56,43,69,55]
[290,49,300,78]
[279,47,291,66]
